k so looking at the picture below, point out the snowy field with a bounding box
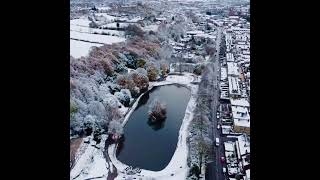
[143,25,159,32]
[70,18,91,27]
[70,25,124,36]
[70,31,125,44]
[70,135,109,180]
[70,39,103,58]
[94,13,116,22]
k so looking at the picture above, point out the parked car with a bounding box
[220,156,225,163]
[222,167,226,173]
[215,138,220,146]
[217,124,221,129]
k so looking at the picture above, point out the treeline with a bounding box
[70,25,174,138]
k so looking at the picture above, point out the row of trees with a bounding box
[188,65,215,179]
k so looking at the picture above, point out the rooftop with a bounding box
[228,77,241,95]
[237,135,250,155]
[224,141,236,152]
[232,105,250,121]
[230,98,250,107]
[227,62,239,76]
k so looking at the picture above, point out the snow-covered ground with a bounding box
[95,13,116,22]
[109,73,200,180]
[70,18,91,27]
[70,135,109,180]
[70,39,103,58]
[143,25,159,32]
[70,31,126,44]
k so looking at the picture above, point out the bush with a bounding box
[108,119,124,140]
[136,59,146,68]
[115,89,131,107]
[115,63,128,73]
[194,64,205,75]
[189,164,200,178]
[129,71,149,92]
[125,24,145,37]
[100,59,114,76]
[160,63,169,76]
[148,99,166,122]
[146,63,159,81]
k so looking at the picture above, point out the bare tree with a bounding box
[148,99,166,122]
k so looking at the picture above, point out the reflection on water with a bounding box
[147,117,166,131]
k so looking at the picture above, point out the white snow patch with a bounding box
[70,135,109,180]
[70,39,103,58]
[70,31,125,44]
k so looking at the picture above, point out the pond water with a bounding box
[116,84,191,171]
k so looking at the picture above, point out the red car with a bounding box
[220,156,225,163]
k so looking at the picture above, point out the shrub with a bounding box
[108,119,124,140]
[136,59,146,68]
[146,63,159,81]
[125,24,144,37]
[194,64,205,75]
[115,89,132,107]
[160,63,169,76]
[130,71,149,92]
[148,99,166,122]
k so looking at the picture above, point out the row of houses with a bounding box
[219,14,250,180]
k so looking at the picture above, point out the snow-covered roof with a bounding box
[97,6,111,10]
[222,125,232,134]
[234,118,250,128]
[228,77,241,96]
[194,33,216,39]
[156,17,166,21]
[237,135,250,155]
[224,141,235,152]
[245,169,250,180]
[228,167,239,175]
[186,30,205,35]
[230,98,250,107]
[226,53,234,62]
[232,105,250,121]
[227,62,239,76]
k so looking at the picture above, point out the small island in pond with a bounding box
[148,99,167,122]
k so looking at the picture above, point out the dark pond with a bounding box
[116,84,191,171]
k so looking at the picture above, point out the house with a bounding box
[232,106,250,134]
[228,77,241,98]
[227,62,239,77]
[235,135,250,171]
[244,169,250,180]
[230,98,249,108]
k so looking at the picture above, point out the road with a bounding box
[205,27,226,180]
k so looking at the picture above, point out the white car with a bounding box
[217,124,221,129]
[222,167,226,173]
